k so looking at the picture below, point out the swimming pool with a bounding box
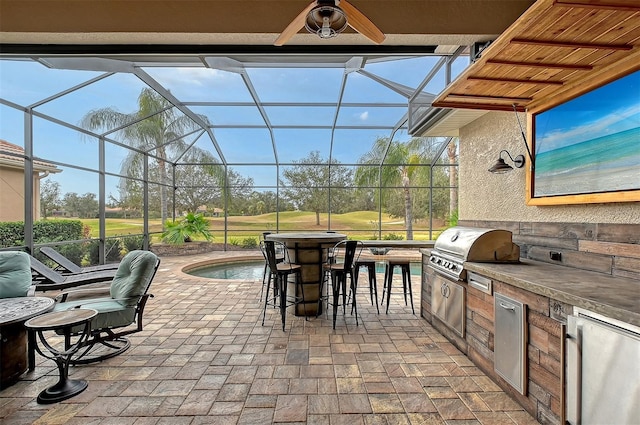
[187,260,422,280]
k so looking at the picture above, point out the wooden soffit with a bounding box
[432,0,640,113]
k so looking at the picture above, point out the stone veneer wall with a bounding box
[421,264,567,424]
[458,220,640,280]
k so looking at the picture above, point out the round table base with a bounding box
[37,378,88,404]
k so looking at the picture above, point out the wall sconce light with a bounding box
[488,104,535,174]
[489,150,525,173]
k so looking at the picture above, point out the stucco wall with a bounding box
[458,111,640,223]
[0,166,41,222]
[0,166,25,221]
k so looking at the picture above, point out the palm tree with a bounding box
[80,88,211,227]
[355,137,423,240]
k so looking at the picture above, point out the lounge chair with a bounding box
[39,246,119,274]
[48,250,160,364]
[29,255,117,291]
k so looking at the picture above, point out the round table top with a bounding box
[266,232,347,242]
[25,308,98,330]
[0,297,55,326]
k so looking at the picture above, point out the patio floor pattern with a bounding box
[0,251,538,425]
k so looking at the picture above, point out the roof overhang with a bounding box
[432,0,640,114]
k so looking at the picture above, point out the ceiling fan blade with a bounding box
[340,0,385,44]
[274,1,317,46]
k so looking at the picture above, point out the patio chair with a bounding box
[39,246,119,274]
[45,250,160,364]
[29,255,117,292]
[0,251,34,298]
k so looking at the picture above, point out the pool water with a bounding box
[188,260,421,280]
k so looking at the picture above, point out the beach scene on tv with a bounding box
[533,70,640,198]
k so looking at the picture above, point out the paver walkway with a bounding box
[0,251,538,424]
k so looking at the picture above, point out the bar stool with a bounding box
[319,240,362,329]
[352,259,379,314]
[259,232,283,302]
[382,259,414,314]
[261,240,306,331]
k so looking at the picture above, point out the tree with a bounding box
[62,192,99,218]
[355,137,423,240]
[80,87,210,228]
[173,150,226,214]
[280,151,353,226]
[40,180,61,219]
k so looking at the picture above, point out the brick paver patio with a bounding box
[0,251,537,424]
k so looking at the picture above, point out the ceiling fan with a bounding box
[274,0,386,46]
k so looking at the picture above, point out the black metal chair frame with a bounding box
[382,259,415,314]
[261,240,306,331]
[319,240,363,329]
[39,246,119,274]
[352,259,380,314]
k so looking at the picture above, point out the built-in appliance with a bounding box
[431,274,465,337]
[428,226,521,282]
[566,308,640,425]
[427,226,521,338]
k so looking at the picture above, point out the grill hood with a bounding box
[434,226,520,263]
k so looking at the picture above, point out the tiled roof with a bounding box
[0,139,61,173]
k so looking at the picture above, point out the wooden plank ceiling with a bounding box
[432,0,640,113]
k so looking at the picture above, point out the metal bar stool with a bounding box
[352,259,379,314]
[319,240,362,329]
[261,240,306,331]
[382,259,414,314]
[259,232,284,302]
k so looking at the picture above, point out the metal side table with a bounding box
[24,308,97,404]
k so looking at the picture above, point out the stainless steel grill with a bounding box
[429,226,520,281]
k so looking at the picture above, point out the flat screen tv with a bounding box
[529,70,640,204]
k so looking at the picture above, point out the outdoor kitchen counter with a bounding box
[464,258,640,328]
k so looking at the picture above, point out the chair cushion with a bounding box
[53,298,136,333]
[0,251,33,298]
[110,250,158,306]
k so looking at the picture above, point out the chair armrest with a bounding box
[56,286,111,302]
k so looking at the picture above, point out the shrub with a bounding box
[87,239,122,265]
[241,237,257,249]
[383,233,404,240]
[229,238,240,246]
[162,212,212,244]
[0,219,84,248]
[122,235,146,252]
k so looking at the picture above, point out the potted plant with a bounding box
[162,212,213,244]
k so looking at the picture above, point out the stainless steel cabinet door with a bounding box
[494,292,526,395]
[445,281,465,337]
[431,275,447,322]
[566,312,640,425]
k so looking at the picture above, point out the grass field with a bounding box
[84,211,446,241]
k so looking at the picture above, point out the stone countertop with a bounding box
[464,259,640,328]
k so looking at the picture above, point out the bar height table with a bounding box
[266,232,346,316]
[25,308,97,404]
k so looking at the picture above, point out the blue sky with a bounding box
[534,70,640,154]
[0,56,466,198]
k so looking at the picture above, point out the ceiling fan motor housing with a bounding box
[305,1,348,38]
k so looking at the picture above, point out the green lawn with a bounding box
[86,211,445,241]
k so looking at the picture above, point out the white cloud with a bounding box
[538,104,640,153]
[359,111,369,121]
